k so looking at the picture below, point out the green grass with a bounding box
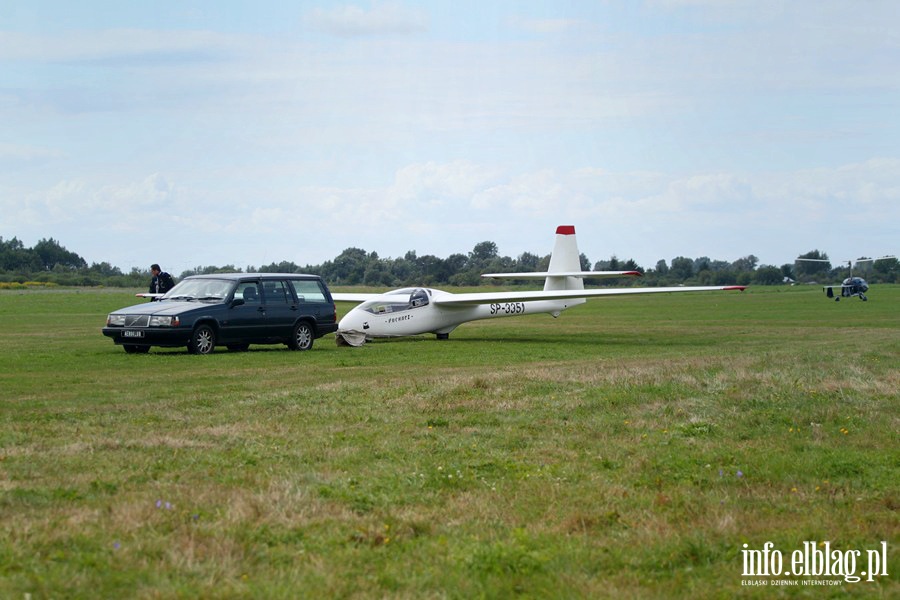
[1,285,897,598]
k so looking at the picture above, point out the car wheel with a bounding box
[188,325,216,355]
[123,344,150,354]
[227,343,250,352]
[289,321,314,351]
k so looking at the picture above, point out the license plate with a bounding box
[122,330,145,338]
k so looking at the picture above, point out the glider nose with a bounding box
[337,308,367,333]
[336,308,369,347]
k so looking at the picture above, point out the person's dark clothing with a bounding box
[149,272,175,296]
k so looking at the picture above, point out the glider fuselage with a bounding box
[337,287,583,337]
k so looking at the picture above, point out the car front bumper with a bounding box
[102,327,191,347]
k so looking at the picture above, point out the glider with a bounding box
[332,225,745,345]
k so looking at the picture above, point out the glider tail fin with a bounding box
[545,225,584,292]
[480,225,640,288]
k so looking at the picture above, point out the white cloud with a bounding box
[0,29,232,63]
[390,161,500,203]
[508,17,584,35]
[306,2,428,37]
[0,142,64,161]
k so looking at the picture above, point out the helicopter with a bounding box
[795,256,896,301]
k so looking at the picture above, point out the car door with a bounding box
[222,280,266,342]
[259,279,296,339]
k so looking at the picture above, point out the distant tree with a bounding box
[33,238,86,270]
[449,270,481,286]
[712,270,737,285]
[795,250,831,279]
[595,255,620,271]
[517,252,540,271]
[595,255,642,275]
[622,258,642,273]
[872,256,899,283]
[259,261,301,273]
[416,255,448,284]
[579,252,591,271]
[0,237,41,271]
[694,257,710,273]
[388,256,413,283]
[444,253,468,277]
[670,256,694,280]
[330,248,368,284]
[754,265,783,285]
[180,265,242,278]
[731,255,759,272]
[363,263,391,286]
[469,241,498,267]
[654,259,669,275]
[89,262,123,277]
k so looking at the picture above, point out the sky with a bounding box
[2,0,898,275]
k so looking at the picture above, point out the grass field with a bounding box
[1,285,897,598]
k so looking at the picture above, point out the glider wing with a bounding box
[432,285,746,306]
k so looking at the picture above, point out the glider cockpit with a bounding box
[359,288,431,315]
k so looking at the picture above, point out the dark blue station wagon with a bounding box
[102,273,338,354]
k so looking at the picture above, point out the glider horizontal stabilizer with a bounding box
[481,271,642,280]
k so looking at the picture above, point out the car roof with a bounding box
[184,273,322,281]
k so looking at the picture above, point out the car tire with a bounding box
[188,324,216,355]
[289,321,314,351]
[123,344,150,354]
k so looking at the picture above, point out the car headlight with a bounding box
[149,315,180,327]
[107,314,126,326]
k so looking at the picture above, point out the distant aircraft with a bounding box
[332,225,746,345]
[796,256,897,301]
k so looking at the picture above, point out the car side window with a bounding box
[291,279,327,303]
[263,280,289,304]
[236,281,261,304]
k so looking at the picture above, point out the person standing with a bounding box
[148,264,175,300]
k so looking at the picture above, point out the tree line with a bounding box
[1,236,898,289]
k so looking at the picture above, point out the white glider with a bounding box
[332,225,745,345]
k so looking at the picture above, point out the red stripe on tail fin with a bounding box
[556,225,576,235]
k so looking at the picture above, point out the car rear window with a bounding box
[291,279,328,303]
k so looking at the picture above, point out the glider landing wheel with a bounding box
[436,333,450,340]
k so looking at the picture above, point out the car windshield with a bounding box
[163,279,234,302]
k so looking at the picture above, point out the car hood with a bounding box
[109,300,222,315]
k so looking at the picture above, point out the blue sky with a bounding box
[2,1,898,274]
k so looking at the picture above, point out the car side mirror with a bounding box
[231,298,245,307]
